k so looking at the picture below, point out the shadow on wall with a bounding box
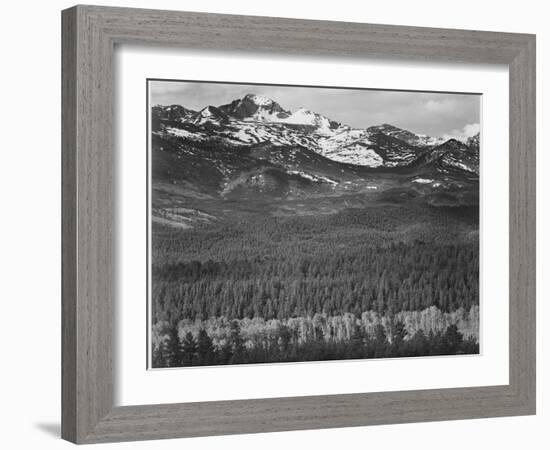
[35,423,60,438]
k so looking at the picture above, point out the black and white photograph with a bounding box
[148,80,481,368]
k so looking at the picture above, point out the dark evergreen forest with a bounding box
[151,204,479,367]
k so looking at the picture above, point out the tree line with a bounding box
[152,318,478,368]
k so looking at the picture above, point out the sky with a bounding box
[149,80,480,140]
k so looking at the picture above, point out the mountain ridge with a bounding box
[150,93,479,216]
[152,93,479,171]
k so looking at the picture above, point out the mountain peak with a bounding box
[243,93,276,106]
[219,94,291,121]
[441,138,463,146]
[368,123,403,133]
[433,138,471,152]
[198,105,225,117]
[192,105,228,125]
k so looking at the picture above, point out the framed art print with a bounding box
[62,5,536,443]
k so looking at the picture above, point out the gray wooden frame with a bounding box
[61,4,536,444]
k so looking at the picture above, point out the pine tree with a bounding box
[218,341,233,364]
[391,320,407,344]
[409,329,429,356]
[164,323,183,367]
[152,342,167,368]
[181,331,197,366]
[351,322,366,357]
[197,328,215,365]
[390,320,407,356]
[229,320,245,363]
[442,324,463,353]
[373,323,388,358]
[279,324,292,354]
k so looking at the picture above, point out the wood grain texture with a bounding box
[61,7,77,443]
[62,5,114,442]
[508,36,536,409]
[61,4,536,444]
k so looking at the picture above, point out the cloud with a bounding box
[442,123,480,141]
[424,98,461,113]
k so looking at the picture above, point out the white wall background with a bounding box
[0,0,547,448]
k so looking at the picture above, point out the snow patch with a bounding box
[247,94,273,106]
[287,170,338,185]
[445,160,475,173]
[165,127,201,139]
[325,146,383,167]
[413,178,434,184]
[231,129,255,143]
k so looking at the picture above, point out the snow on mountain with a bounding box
[323,144,384,167]
[287,170,339,185]
[153,94,478,172]
[278,108,340,134]
[246,94,273,106]
[425,139,480,176]
[192,105,229,125]
[280,108,319,125]
[165,127,203,139]
[219,93,292,122]
[466,132,480,150]
[152,104,196,122]
[367,124,444,147]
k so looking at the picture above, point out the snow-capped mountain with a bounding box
[411,139,479,176]
[367,123,445,148]
[152,93,479,173]
[152,104,196,122]
[219,94,292,122]
[150,94,480,230]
